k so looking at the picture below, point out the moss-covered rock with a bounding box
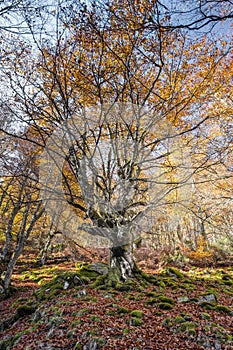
[129,317,144,326]
[130,310,143,318]
[16,304,36,318]
[174,316,186,323]
[157,295,175,305]
[201,312,211,320]
[179,321,198,332]
[223,280,233,286]
[214,304,231,314]
[166,267,184,279]
[162,317,172,327]
[116,306,129,315]
[158,302,174,310]
[145,297,157,305]
[199,301,216,310]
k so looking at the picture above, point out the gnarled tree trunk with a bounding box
[110,243,137,281]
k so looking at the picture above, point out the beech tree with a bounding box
[0,0,233,287]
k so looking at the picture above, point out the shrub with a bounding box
[186,237,213,267]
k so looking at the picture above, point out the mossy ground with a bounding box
[1,263,232,350]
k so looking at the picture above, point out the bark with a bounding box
[0,203,44,294]
[110,243,137,281]
[39,231,55,266]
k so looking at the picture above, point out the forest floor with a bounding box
[0,256,233,350]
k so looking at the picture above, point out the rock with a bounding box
[47,326,55,338]
[33,310,43,322]
[89,262,108,275]
[63,281,69,290]
[198,294,217,304]
[73,275,82,285]
[178,296,190,303]
[83,340,98,350]
[75,289,87,297]
[214,340,222,350]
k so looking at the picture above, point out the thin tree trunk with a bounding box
[40,232,54,266]
[1,203,44,294]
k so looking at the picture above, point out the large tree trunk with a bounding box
[110,244,137,281]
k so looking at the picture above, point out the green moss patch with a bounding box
[199,301,216,310]
[158,302,174,310]
[130,310,143,318]
[129,317,144,326]
[179,321,198,332]
[174,316,186,323]
[157,295,175,305]
[201,312,211,320]
[166,267,184,279]
[214,305,231,314]
[16,304,36,318]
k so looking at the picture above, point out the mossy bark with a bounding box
[109,244,138,282]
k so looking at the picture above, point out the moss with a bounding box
[71,320,82,328]
[223,280,233,286]
[130,310,143,318]
[78,266,99,279]
[199,301,216,310]
[0,336,16,350]
[174,316,186,323]
[214,305,231,314]
[117,306,129,315]
[222,273,232,280]
[156,311,163,316]
[116,280,136,291]
[201,312,211,320]
[90,275,106,288]
[123,327,130,334]
[162,317,172,327]
[11,297,28,309]
[92,337,106,347]
[162,278,178,290]
[133,293,145,301]
[179,321,198,332]
[190,297,198,303]
[145,297,157,305]
[147,291,161,298]
[67,329,76,339]
[130,317,143,326]
[156,281,166,288]
[74,342,83,350]
[223,288,233,296]
[187,328,196,337]
[158,302,174,310]
[78,308,89,316]
[16,304,36,317]
[157,295,175,305]
[79,276,90,284]
[180,313,192,321]
[166,267,184,279]
[90,314,101,322]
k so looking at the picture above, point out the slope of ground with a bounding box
[0,260,232,350]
